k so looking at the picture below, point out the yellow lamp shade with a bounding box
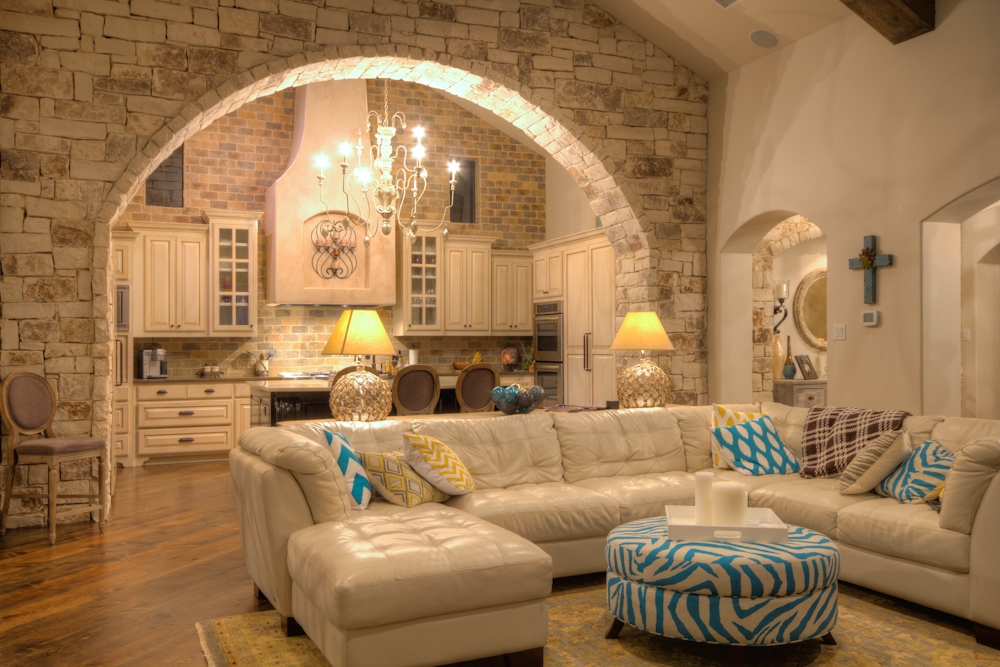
[610,312,673,351]
[322,309,395,356]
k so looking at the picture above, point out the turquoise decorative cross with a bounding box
[848,235,893,304]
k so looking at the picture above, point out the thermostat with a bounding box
[861,310,880,327]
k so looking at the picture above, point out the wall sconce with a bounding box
[773,281,789,334]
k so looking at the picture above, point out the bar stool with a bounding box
[0,372,108,545]
[455,363,500,413]
[391,364,441,415]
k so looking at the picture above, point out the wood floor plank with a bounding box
[0,462,268,667]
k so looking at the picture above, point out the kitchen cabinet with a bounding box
[133,381,239,466]
[393,231,443,335]
[234,383,252,442]
[112,230,136,283]
[444,236,492,334]
[204,210,259,336]
[533,229,616,408]
[492,252,533,334]
[533,248,563,301]
[139,226,208,336]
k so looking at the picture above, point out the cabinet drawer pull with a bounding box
[178,437,195,443]
[178,410,195,416]
[204,388,215,393]
[156,389,168,394]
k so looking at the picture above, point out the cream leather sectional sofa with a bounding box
[230,402,1000,665]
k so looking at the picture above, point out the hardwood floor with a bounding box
[0,462,268,667]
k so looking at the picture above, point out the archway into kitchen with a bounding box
[102,54,663,438]
[714,211,827,404]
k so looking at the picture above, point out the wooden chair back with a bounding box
[0,372,57,459]
[455,363,499,412]
[391,365,440,415]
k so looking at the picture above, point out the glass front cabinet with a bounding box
[204,210,259,336]
[393,230,442,335]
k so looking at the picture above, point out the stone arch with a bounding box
[102,50,649,258]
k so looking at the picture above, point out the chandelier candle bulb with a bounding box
[712,482,748,527]
[694,471,714,525]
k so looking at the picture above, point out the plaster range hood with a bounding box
[265,80,397,306]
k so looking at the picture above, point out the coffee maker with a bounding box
[139,347,168,379]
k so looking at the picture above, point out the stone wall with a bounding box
[751,216,822,403]
[0,0,709,524]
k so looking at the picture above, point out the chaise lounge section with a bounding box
[230,402,1000,665]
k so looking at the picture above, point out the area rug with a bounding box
[197,575,1000,666]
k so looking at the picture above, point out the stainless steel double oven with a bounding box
[533,301,564,406]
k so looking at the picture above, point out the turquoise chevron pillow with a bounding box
[877,439,954,503]
[324,430,373,510]
[711,415,800,476]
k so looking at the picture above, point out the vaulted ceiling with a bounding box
[592,0,854,80]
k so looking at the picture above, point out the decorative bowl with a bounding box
[453,362,471,370]
[491,383,546,415]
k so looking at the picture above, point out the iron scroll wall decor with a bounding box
[309,212,360,280]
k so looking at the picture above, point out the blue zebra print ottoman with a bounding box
[605,518,839,647]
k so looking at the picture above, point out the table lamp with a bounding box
[322,309,395,421]
[610,312,673,408]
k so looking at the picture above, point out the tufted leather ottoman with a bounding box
[287,503,552,667]
[605,518,839,658]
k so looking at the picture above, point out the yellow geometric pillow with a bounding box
[711,405,762,470]
[403,433,476,496]
[360,450,450,508]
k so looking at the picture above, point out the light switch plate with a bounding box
[833,324,846,341]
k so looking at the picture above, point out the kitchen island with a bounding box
[249,372,534,426]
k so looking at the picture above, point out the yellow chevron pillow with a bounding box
[711,405,762,470]
[403,433,476,496]
[360,450,450,508]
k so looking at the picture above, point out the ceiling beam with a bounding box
[839,0,935,44]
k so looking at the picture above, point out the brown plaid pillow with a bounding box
[800,406,909,478]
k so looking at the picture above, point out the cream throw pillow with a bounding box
[403,433,476,496]
[839,430,909,494]
[939,438,1000,534]
[711,405,762,470]
[360,450,450,508]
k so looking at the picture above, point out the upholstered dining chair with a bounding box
[391,364,441,415]
[0,372,108,545]
[331,364,377,386]
[455,363,500,413]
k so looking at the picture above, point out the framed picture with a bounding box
[795,354,818,380]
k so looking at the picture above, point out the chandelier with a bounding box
[313,79,461,257]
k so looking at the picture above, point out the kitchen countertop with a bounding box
[134,375,285,384]
[247,372,535,394]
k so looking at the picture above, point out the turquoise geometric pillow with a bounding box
[877,439,954,503]
[711,415,800,476]
[324,430,373,510]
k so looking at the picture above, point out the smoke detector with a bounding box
[750,30,780,48]
[714,0,741,7]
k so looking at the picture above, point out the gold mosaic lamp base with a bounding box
[329,370,391,421]
[616,359,671,408]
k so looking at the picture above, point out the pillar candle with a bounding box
[712,482,748,527]
[694,471,714,525]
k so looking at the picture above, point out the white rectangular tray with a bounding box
[664,506,789,543]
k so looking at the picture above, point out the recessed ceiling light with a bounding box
[750,30,780,48]
[714,0,741,8]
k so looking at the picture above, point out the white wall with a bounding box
[922,222,962,416]
[545,157,597,240]
[708,0,1000,413]
[773,236,828,378]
